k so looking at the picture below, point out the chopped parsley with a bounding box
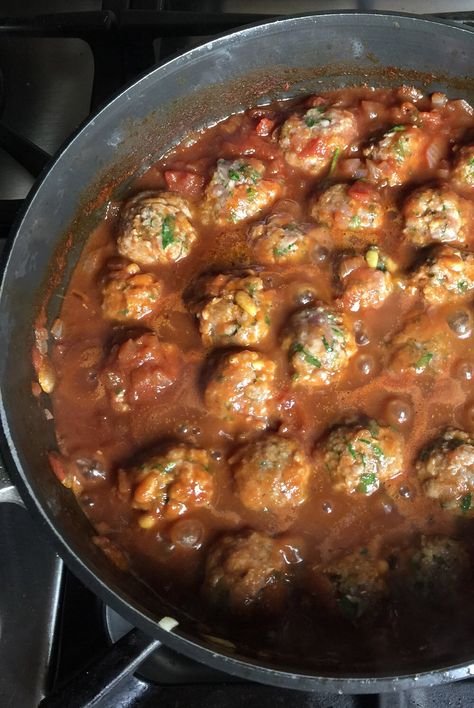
[228,168,241,181]
[321,335,333,352]
[389,125,407,133]
[305,107,325,127]
[161,214,176,249]
[358,472,377,494]
[347,443,357,460]
[329,147,341,175]
[460,493,472,513]
[293,342,321,368]
[273,242,298,258]
[264,314,271,325]
[457,280,468,293]
[246,186,256,201]
[412,351,433,372]
[349,215,362,229]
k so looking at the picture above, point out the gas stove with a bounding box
[2,3,474,707]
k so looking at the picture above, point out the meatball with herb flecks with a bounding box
[389,313,454,376]
[102,333,181,412]
[322,420,404,496]
[127,445,214,527]
[117,191,197,265]
[279,105,358,175]
[364,125,433,187]
[402,187,472,247]
[202,530,288,615]
[338,250,394,312]
[201,158,281,227]
[204,350,276,430]
[310,182,385,235]
[416,428,474,514]
[233,434,311,520]
[409,244,474,305]
[451,145,474,192]
[314,548,389,620]
[102,262,163,322]
[249,212,318,265]
[191,273,272,347]
[281,305,356,386]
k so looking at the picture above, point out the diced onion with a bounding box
[426,140,444,169]
[158,616,179,632]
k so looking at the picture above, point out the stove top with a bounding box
[3,3,474,706]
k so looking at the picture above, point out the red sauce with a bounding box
[44,86,474,671]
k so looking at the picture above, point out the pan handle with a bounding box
[0,454,24,506]
[39,627,160,708]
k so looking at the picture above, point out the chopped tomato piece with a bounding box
[164,170,205,197]
[255,117,275,137]
[347,181,375,202]
[301,138,327,158]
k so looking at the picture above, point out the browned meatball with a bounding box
[337,251,394,312]
[389,313,454,376]
[314,548,389,620]
[201,158,281,228]
[102,262,163,322]
[126,445,214,527]
[394,535,470,601]
[402,187,472,247]
[248,212,318,265]
[310,182,385,234]
[102,333,182,412]
[364,125,432,187]
[416,428,474,514]
[117,191,197,265]
[192,273,273,347]
[409,245,474,305]
[322,420,404,496]
[451,145,474,193]
[204,350,276,430]
[233,434,311,519]
[279,105,358,175]
[202,530,288,614]
[281,305,356,386]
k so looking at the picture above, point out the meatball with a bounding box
[248,212,318,265]
[416,428,474,514]
[338,251,393,312]
[389,314,453,376]
[102,333,181,412]
[202,530,288,614]
[396,535,470,601]
[323,420,404,496]
[192,273,272,347]
[281,305,356,386]
[409,245,474,305]
[364,125,430,187]
[102,262,163,322]
[319,548,389,619]
[233,434,311,519]
[201,158,281,228]
[402,187,471,247]
[117,191,197,265]
[128,445,214,526]
[451,145,474,192]
[279,105,358,175]
[204,350,276,429]
[310,182,385,233]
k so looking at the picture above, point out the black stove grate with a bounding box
[3,4,474,707]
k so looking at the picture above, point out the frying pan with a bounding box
[2,11,474,696]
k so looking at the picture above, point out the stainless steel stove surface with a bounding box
[3,3,474,707]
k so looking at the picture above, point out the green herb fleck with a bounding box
[457,280,468,293]
[321,335,333,352]
[358,472,377,494]
[460,493,472,513]
[264,314,271,326]
[413,351,433,372]
[347,443,357,460]
[291,372,300,381]
[118,309,130,316]
[329,147,341,175]
[228,168,241,181]
[349,215,362,229]
[273,242,297,258]
[372,444,384,458]
[389,125,407,133]
[246,186,256,201]
[161,215,176,249]
[293,343,321,368]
